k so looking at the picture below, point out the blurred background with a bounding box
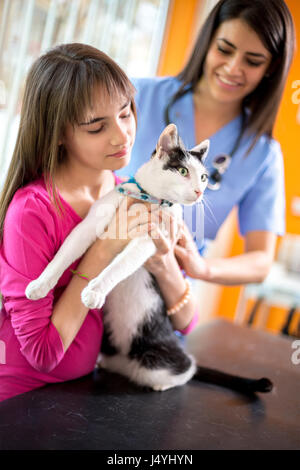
[0,0,299,336]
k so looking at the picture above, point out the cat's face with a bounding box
[142,124,209,206]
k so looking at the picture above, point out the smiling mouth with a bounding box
[216,74,242,87]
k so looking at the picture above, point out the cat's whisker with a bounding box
[202,196,218,227]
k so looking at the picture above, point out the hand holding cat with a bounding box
[174,222,210,280]
[143,210,179,275]
[93,196,161,258]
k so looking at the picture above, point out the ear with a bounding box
[190,139,210,163]
[155,123,178,158]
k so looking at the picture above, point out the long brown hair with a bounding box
[165,0,295,153]
[0,43,136,238]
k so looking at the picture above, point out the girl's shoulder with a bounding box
[5,177,75,235]
[4,178,78,252]
[7,178,51,218]
[2,179,58,255]
[7,177,62,223]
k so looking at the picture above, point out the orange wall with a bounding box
[157,0,200,76]
[216,0,300,326]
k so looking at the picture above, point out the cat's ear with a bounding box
[190,139,210,163]
[156,124,178,158]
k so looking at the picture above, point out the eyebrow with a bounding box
[79,101,130,126]
[217,38,268,59]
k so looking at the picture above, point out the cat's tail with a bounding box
[193,365,273,394]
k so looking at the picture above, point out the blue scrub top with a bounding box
[117,76,285,252]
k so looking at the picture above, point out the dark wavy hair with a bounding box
[0,43,136,238]
[165,0,295,153]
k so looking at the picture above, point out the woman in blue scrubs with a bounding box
[117,0,295,286]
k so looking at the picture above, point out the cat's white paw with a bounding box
[95,353,110,369]
[152,383,174,392]
[25,279,51,300]
[81,286,106,309]
[87,277,103,290]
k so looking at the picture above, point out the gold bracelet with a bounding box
[166,279,191,316]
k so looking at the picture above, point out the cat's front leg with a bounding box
[25,190,120,300]
[81,235,156,309]
[25,219,98,300]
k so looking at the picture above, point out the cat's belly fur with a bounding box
[102,267,161,355]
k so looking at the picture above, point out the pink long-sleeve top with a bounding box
[0,174,198,402]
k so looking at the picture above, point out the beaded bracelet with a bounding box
[70,269,90,282]
[166,279,191,316]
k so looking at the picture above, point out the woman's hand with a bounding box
[144,211,197,331]
[174,221,209,280]
[143,209,178,275]
[92,197,160,259]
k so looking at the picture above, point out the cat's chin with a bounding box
[163,196,199,205]
[183,198,202,205]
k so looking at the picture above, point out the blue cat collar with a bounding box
[115,178,173,207]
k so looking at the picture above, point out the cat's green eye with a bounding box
[201,174,208,182]
[178,167,188,177]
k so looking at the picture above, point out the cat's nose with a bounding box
[194,189,202,198]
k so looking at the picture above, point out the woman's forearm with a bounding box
[175,223,276,287]
[51,239,122,352]
[151,254,197,331]
[204,250,273,285]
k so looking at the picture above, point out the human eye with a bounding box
[87,124,105,134]
[201,173,208,182]
[246,59,265,67]
[120,106,132,119]
[121,112,131,119]
[217,45,231,55]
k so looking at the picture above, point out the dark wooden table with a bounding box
[0,319,299,450]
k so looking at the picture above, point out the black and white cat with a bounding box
[25,124,272,394]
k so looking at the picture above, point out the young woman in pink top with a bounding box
[0,43,198,402]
